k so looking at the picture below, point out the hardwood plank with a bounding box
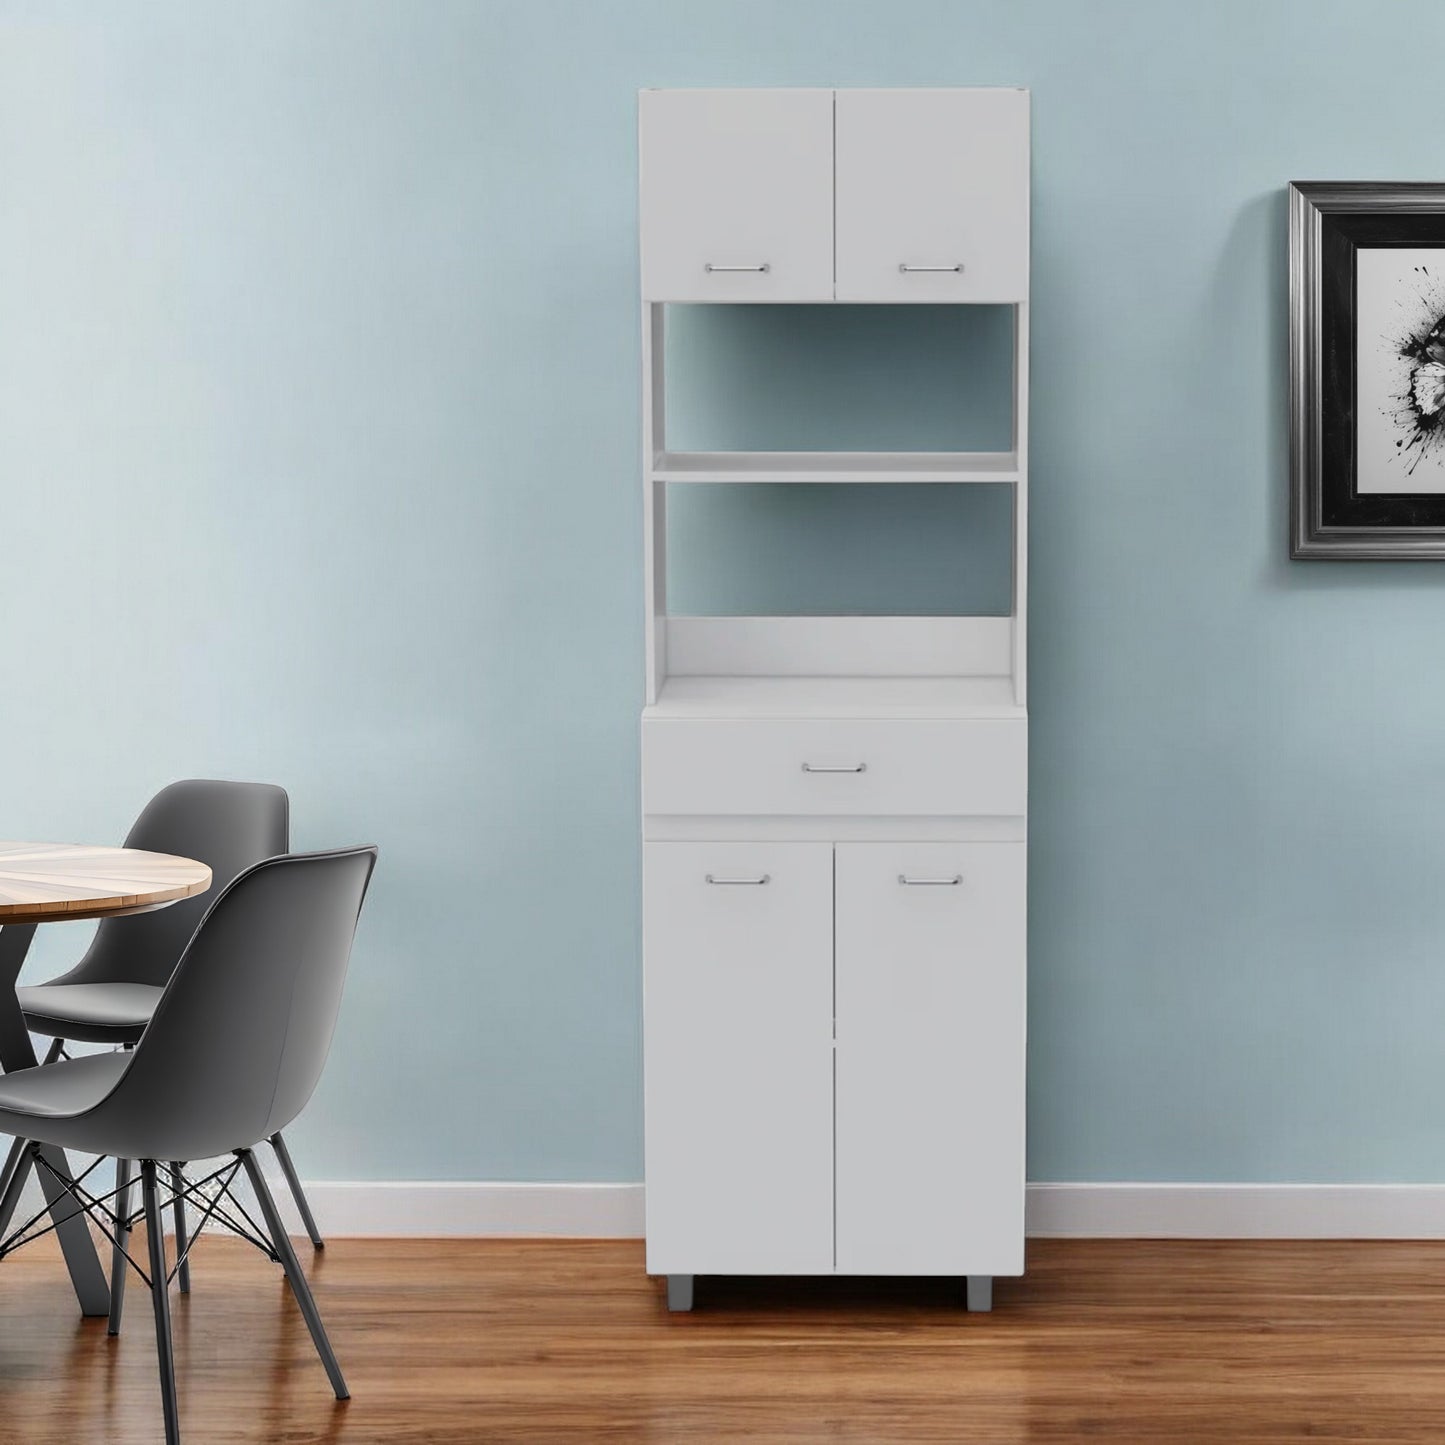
[6,1235,1445,1440]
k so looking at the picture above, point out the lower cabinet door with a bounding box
[834,842,1026,1276]
[643,842,834,1275]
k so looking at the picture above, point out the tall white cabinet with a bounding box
[639,88,1029,1312]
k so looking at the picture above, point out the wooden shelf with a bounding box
[646,674,1024,720]
[651,450,1019,484]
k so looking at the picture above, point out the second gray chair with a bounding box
[9,781,327,1311]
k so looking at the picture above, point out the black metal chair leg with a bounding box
[109,1158,133,1335]
[142,1161,181,1445]
[170,1163,190,1293]
[110,1041,138,1331]
[0,1140,35,1239]
[238,1149,348,1400]
[0,1133,33,1236]
[269,1132,323,1249]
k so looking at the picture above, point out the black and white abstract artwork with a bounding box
[1356,247,1445,494]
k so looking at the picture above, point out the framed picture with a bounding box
[1290,181,1445,558]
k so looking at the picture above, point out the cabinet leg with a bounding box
[965,1275,993,1312]
[666,1274,695,1312]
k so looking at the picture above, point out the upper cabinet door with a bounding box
[639,89,835,302]
[835,89,1029,303]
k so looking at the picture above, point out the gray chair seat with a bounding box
[0,1052,129,1127]
[17,984,163,1044]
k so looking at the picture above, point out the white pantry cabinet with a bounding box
[638,88,1030,1315]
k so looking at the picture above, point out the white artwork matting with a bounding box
[1356,246,1445,494]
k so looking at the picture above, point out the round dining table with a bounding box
[0,842,211,1316]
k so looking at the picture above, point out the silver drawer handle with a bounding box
[898,874,963,886]
[801,762,867,774]
[705,262,770,273]
[899,263,963,273]
[706,873,770,886]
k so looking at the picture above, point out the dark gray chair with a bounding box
[0,846,377,1445]
[10,779,328,1323]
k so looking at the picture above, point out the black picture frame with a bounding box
[1290,181,1445,558]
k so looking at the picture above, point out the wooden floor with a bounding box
[5,1234,1445,1440]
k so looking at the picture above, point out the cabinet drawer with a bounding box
[642,718,1027,817]
[835,89,1029,302]
[639,89,835,302]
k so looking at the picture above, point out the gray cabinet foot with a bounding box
[965,1275,993,1312]
[666,1274,695,1311]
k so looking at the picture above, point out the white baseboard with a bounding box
[270,1180,647,1239]
[276,1180,1445,1241]
[8,1174,649,1241]
[1024,1182,1445,1239]
[20,1175,1445,1241]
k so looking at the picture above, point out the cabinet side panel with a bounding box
[835,842,1026,1275]
[643,841,835,1274]
[642,304,667,703]
[1013,302,1029,706]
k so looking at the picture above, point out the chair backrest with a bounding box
[101,847,377,1163]
[53,779,289,989]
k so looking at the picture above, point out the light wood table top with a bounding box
[0,842,212,925]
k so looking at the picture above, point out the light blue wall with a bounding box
[5,0,1445,1185]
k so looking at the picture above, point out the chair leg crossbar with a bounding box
[0,1151,278,1275]
[0,1150,124,1266]
[0,1146,348,1444]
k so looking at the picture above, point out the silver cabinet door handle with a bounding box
[898,874,963,886]
[705,873,770,886]
[801,762,867,774]
[705,262,770,273]
[899,263,963,273]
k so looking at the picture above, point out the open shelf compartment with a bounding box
[641,300,1029,715]
[645,616,1026,719]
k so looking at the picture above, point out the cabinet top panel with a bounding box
[639,87,1029,96]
